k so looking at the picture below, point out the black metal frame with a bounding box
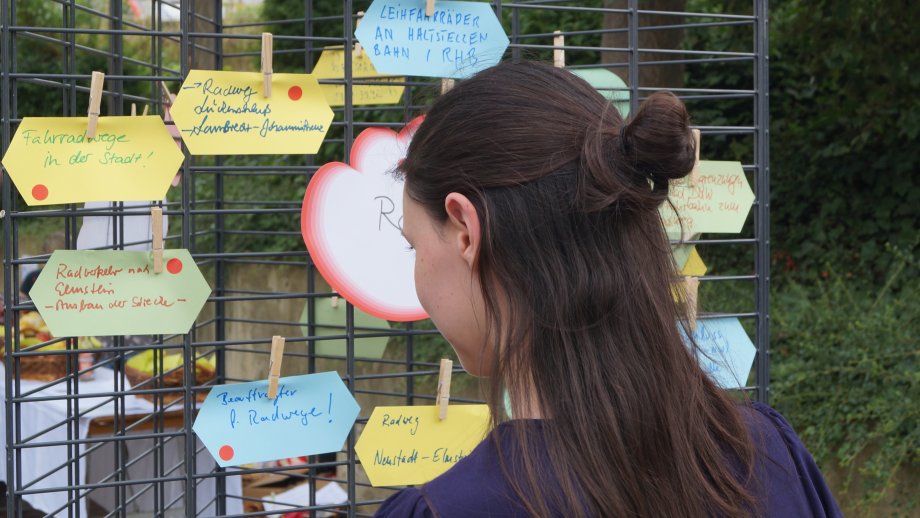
[0,1,769,516]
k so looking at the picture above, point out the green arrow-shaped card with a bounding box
[570,68,630,117]
[299,298,392,360]
[660,161,755,236]
[29,249,211,337]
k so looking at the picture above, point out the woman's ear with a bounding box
[443,193,481,269]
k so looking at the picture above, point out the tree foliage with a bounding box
[768,1,920,281]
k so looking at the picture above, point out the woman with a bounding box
[378,61,840,517]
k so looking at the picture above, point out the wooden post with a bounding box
[685,277,700,331]
[151,207,164,274]
[690,128,701,186]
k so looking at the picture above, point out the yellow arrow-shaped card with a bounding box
[681,247,708,277]
[355,405,490,487]
[170,70,334,155]
[313,47,405,106]
[1,116,184,206]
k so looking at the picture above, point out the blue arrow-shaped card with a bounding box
[683,317,757,389]
[355,0,510,79]
[192,371,360,467]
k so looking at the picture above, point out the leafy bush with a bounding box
[771,243,920,514]
[767,1,920,282]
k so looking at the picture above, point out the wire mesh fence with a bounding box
[1,0,768,516]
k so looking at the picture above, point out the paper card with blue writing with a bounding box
[301,117,427,322]
[313,47,405,106]
[684,317,756,389]
[0,117,184,206]
[660,161,755,236]
[170,70,334,155]
[193,372,360,467]
[355,405,490,486]
[570,68,630,117]
[28,249,211,337]
[299,299,392,360]
[354,0,510,79]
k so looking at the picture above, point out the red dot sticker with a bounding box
[32,184,49,201]
[288,86,303,101]
[166,258,183,274]
[219,445,234,461]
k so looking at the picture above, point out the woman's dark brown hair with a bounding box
[400,60,756,517]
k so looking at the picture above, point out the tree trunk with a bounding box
[190,0,219,70]
[602,0,687,89]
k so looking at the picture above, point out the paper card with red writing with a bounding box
[28,249,211,337]
[301,118,427,322]
[660,161,755,236]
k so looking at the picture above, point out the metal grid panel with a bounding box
[0,1,769,516]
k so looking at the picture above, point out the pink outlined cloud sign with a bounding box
[301,118,427,322]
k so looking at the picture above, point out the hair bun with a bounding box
[579,91,695,213]
[619,91,696,186]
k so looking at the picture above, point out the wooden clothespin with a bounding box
[355,11,365,57]
[268,335,286,399]
[440,79,455,94]
[426,0,435,17]
[151,207,164,273]
[130,103,148,116]
[261,33,273,98]
[159,81,174,107]
[553,30,565,69]
[690,129,701,187]
[436,358,452,420]
[87,71,105,139]
[684,277,700,331]
[331,295,339,309]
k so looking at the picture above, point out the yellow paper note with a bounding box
[313,47,405,106]
[170,70,334,155]
[681,247,708,277]
[1,116,184,206]
[355,405,490,487]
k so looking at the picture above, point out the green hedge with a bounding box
[771,243,920,514]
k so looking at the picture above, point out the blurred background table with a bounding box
[0,366,242,517]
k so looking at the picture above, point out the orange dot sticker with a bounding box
[32,184,49,201]
[219,445,234,461]
[166,258,183,274]
[288,86,303,101]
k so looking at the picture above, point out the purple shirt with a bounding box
[375,402,842,517]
